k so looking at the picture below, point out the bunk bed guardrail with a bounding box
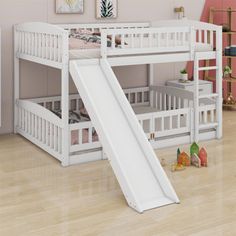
[14,22,68,69]
[16,100,63,161]
[15,85,217,157]
[14,20,222,67]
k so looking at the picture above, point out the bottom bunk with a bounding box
[15,86,218,166]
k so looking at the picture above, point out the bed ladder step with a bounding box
[199,93,219,99]
[198,66,218,71]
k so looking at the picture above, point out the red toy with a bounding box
[199,148,208,167]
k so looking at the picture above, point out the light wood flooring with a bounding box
[0,111,235,236]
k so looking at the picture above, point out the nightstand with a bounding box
[166,80,213,95]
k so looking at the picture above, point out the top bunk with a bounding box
[14,20,222,69]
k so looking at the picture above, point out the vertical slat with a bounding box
[35,115,38,139]
[161,117,164,131]
[59,128,62,153]
[131,34,134,48]
[148,33,152,47]
[163,94,166,111]
[50,123,53,148]
[170,115,173,129]
[198,30,202,43]
[38,33,42,57]
[204,30,207,44]
[177,114,180,129]
[42,119,45,144]
[31,114,34,137]
[178,97,181,109]
[140,34,143,48]
[46,121,49,145]
[157,33,160,47]
[173,96,176,110]
[159,93,162,110]
[210,109,214,123]
[79,129,82,144]
[210,30,214,46]
[168,95,171,110]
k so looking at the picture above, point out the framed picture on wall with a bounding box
[56,0,84,14]
[96,0,117,19]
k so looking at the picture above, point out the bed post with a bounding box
[61,31,70,167]
[148,64,154,107]
[14,25,20,134]
[193,56,199,142]
[216,27,223,139]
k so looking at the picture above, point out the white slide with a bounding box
[70,59,179,213]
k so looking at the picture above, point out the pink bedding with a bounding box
[69,37,100,50]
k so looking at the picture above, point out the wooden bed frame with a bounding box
[14,20,223,166]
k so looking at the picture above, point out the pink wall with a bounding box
[0,0,205,134]
[187,0,236,98]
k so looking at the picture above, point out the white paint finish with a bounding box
[0,0,205,134]
[70,59,179,212]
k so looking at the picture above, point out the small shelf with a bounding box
[223,103,236,108]
[211,8,236,13]
[223,55,236,58]
[205,76,236,83]
[223,31,236,34]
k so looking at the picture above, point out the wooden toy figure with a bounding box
[199,148,208,167]
[191,153,201,168]
[177,148,181,162]
[178,152,191,166]
[190,142,199,156]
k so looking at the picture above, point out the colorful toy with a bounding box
[177,152,191,166]
[190,142,199,156]
[191,153,201,168]
[177,148,181,162]
[199,147,208,167]
[171,163,186,172]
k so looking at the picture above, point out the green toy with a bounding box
[190,142,199,156]
[177,148,181,162]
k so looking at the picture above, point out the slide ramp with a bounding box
[70,59,179,213]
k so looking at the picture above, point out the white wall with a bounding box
[0,0,205,134]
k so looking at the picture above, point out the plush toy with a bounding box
[191,153,201,168]
[190,142,199,156]
[177,152,191,166]
[199,147,208,167]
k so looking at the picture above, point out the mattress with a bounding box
[69,37,213,59]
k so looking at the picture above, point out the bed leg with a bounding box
[14,57,19,134]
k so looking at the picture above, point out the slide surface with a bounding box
[70,59,179,213]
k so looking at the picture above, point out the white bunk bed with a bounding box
[14,20,223,167]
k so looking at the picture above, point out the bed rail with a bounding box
[16,100,63,161]
[150,85,194,110]
[153,19,222,52]
[101,27,192,58]
[14,22,68,69]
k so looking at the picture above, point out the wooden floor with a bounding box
[0,111,236,236]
